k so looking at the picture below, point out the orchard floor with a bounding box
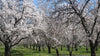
[0,46,100,56]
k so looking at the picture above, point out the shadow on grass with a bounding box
[11,49,24,56]
[78,51,90,53]
[0,52,4,56]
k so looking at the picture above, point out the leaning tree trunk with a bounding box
[47,45,51,53]
[75,44,78,51]
[5,44,11,56]
[56,48,59,56]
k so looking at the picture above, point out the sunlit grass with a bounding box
[0,46,100,56]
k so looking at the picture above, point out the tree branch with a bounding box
[11,37,28,47]
[80,0,90,14]
[69,0,90,34]
[14,7,25,27]
[94,31,100,49]
[89,0,100,37]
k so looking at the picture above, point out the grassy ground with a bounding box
[0,46,100,56]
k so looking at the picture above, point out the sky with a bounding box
[33,0,38,5]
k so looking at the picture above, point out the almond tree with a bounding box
[67,0,100,56]
[0,0,36,56]
[29,1,56,53]
[46,0,100,56]
[31,0,100,56]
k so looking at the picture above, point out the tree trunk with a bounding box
[42,47,45,51]
[23,44,25,48]
[91,48,95,56]
[95,46,98,51]
[86,47,89,53]
[36,45,38,50]
[38,45,41,51]
[69,51,72,56]
[47,45,51,53]
[33,45,35,50]
[75,44,78,51]
[61,45,63,51]
[67,45,70,51]
[30,44,31,49]
[26,44,28,48]
[86,40,89,53]
[5,45,11,56]
[56,48,59,56]
[89,40,96,56]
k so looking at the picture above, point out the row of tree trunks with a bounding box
[25,43,99,56]
[32,44,45,51]
[23,44,29,48]
[67,44,74,56]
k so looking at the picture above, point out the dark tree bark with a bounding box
[30,44,32,49]
[89,31,100,56]
[67,45,70,51]
[75,44,78,51]
[4,44,11,56]
[47,45,51,53]
[25,44,28,48]
[33,45,35,50]
[36,45,38,50]
[95,46,98,51]
[86,40,89,53]
[89,40,96,56]
[86,46,89,53]
[90,48,95,56]
[69,51,72,56]
[56,48,59,56]
[86,43,89,53]
[38,45,41,51]
[68,0,100,56]
[61,45,63,51]
[67,44,73,56]
[23,44,26,48]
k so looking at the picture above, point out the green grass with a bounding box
[0,46,100,56]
